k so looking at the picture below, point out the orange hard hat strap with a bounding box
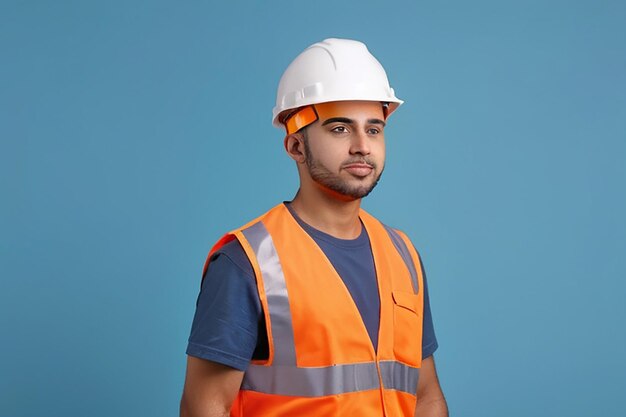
[284,105,319,135]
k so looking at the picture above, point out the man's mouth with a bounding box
[343,163,374,177]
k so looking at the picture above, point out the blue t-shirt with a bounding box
[187,204,439,371]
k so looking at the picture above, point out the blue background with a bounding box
[2,1,625,416]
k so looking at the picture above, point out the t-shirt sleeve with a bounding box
[186,240,263,371]
[419,254,439,359]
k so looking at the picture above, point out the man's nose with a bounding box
[349,130,371,155]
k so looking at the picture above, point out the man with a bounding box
[181,38,448,417]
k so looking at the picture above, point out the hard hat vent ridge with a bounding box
[308,45,337,70]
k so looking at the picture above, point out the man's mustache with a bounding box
[341,158,376,169]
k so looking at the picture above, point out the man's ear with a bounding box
[284,132,306,163]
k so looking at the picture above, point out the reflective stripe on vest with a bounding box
[241,221,296,365]
[383,225,419,294]
[241,221,420,397]
[379,360,420,395]
[242,361,419,397]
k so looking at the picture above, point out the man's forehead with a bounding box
[315,101,386,122]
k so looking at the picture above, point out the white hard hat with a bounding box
[272,38,403,130]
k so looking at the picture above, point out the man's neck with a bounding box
[289,188,362,240]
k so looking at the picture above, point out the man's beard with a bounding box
[303,136,383,200]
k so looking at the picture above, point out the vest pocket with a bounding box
[391,291,422,366]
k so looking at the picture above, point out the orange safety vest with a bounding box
[204,204,425,417]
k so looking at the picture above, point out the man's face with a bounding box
[301,101,386,200]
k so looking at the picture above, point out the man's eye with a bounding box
[332,126,348,133]
[368,128,381,135]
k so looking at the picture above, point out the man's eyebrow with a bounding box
[321,117,387,127]
[322,117,354,126]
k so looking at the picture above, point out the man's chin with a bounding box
[342,184,378,200]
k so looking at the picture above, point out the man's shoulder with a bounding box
[213,238,244,258]
[361,210,424,267]
[207,238,255,279]
[205,204,285,272]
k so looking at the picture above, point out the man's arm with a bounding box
[415,356,448,417]
[180,356,243,417]
[182,243,262,416]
